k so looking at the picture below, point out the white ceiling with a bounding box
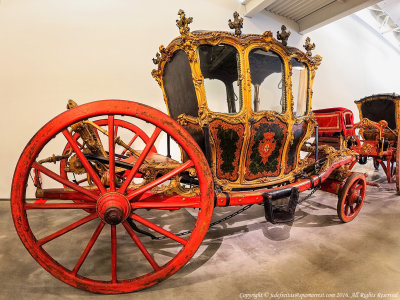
[378,0,400,24]
[242,0,382,33]
[266,0,340,22]
[356,0,400,49]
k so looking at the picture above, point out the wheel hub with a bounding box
[97,192,130,225]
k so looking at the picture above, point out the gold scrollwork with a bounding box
[176,9,193,36]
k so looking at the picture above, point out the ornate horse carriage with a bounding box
[11,11,366,294]
[350,94,400,191]
[314,94,400,191]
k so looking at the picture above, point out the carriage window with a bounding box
[163,50,198,120]
[198,44,242,114]
[361,99,397,129]
[249,49,284,113]
[291,58,308,116]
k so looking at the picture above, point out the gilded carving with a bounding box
[361,143,374,155]
[176,9,193,35]
[152,52,161,65]
[277,25,290,46]
[151,69,162,86]
[303,37,315,57]
[228,11,243,36]
[261,31,273,42]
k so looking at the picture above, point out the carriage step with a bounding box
[262,188,299,224]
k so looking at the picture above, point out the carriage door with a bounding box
[244,48,289,182]
[284,57,310,173]
[198,44,245,183]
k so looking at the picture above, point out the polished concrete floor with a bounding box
[2,161,400,300]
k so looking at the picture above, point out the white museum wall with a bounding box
[0,0,399,198]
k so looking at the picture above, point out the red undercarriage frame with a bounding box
[351,141,395,183]
[34,156,354,209]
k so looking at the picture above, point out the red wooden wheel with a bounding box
[11,100,214,294]
[337,173,366,222]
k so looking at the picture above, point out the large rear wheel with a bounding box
[11,100,214,294]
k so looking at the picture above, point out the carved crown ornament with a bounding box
[277,25,290,46]
[228,11,244,36]
[303,37,315,57]
[176,9,193,35]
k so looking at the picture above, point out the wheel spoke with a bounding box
[344,204,350,216]
[76,178,88,184]
[130,214,187,245]
[114,125,119,138]
[63,129,106,194]
[32,162,98,202]
[119,127,162,194]
[120,134,139,156]
[111,225,117,283]
[108,116,116,191]
[122,221,160,271]
[349,205,355,214]
[353,183,363,191]
[126,160,194,201]
[25,203,95,209]
[37,213,97,246]
[131,201,200,209]
[67,139,83,151]
[72,221,105,275]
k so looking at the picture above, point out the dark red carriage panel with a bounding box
[209,119,245,181]
[284,121,308,173]
[244,117,288,180]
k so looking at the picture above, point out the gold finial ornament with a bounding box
[303,37,315,57]
[277,25,290,46]
[152,52,161,65]
[67,99,78,109]
[228,11,243,36]
[176,9,193,35]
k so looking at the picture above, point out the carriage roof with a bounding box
[151,10,322,121]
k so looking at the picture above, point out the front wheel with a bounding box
[337,173,366,222]
[11,100,214,294]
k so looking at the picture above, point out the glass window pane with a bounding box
[291,58,308,117]
[198,44,242,114]
[163,50,198,120]
[249,49,284,113]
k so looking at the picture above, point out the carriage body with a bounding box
[151,29,322,191]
